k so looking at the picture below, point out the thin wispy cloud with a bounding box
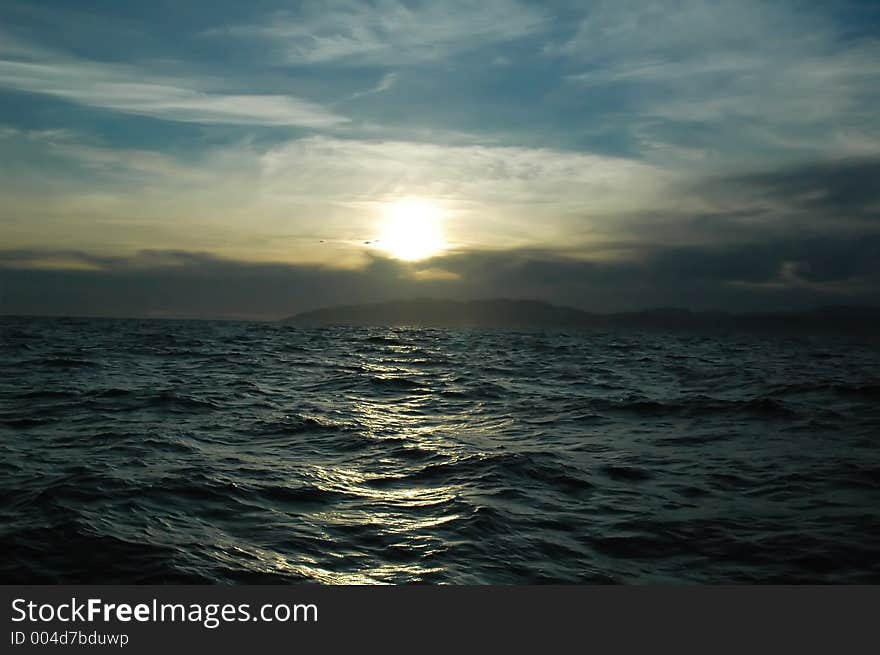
[555,0,880,160]
[0,35,347,127]
[208,0,548,65]
[349,72,399,99]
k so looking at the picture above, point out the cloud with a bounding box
[0,35,347,127]
[4,108,880,278]
[255,135,669,219]
[6,125,880,272]
[714,159,880,221]
[208,0,548,65]
[0,249,421,320]
[0,127,203,182]
[555,0,880,160]
[675,158,880,247]
[349,72,399,99]
[237,134,675,254]
[3,229,879,320]
[1,127,672,261]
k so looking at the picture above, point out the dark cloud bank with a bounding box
[1,235,878,320]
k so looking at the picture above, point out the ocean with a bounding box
[1,316,879,583]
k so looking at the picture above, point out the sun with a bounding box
[377,198,447,261]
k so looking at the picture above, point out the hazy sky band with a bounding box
[1,0,879,316]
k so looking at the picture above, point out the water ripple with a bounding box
[1,316,879,583]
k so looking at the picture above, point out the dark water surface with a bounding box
[1,316,879,583]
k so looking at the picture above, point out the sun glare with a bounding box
[378,198,446,261]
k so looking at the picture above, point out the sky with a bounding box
[1,0,879,319]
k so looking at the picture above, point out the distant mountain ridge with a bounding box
[282,298,880,333]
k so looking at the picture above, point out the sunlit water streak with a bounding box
[1,316,879,583]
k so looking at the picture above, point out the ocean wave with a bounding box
[1,316,879,583]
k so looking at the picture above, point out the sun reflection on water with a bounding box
[190,327,511,584]
[277,371,481,583]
